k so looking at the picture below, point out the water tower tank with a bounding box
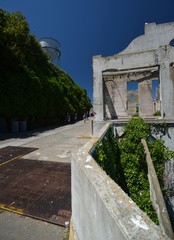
[40,37,61,62]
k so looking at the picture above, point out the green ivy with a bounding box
[93,117,174,224]
[0,9,92,127]
[153,110,161,116]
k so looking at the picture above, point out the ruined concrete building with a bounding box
[93,22,174,135]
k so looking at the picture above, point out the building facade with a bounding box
[93,22,174,134]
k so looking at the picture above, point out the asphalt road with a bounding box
[0,119,93,240]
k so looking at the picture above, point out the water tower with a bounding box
[39,37,61,63]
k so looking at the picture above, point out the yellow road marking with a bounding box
[0,203,24,215]
[0,154,23,167]
[77,136,92,139]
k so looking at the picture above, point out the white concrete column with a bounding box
[93,56,104,121]
[139,80,153,117]
[115,78,127,117]
[160,47,174,119]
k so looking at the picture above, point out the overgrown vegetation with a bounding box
[61,229,69,240]
[153,110,161,116]
[0,9,91,129]
[93,117,174,224]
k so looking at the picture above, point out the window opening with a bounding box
[152,79,160,100]
[170,39,174,47]
[127,81,138,91]
[130,95,135,101]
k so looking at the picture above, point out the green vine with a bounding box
[93,117,174,224]
[149,121,168,138]
[93,126,121,184]
[153,110,161,116]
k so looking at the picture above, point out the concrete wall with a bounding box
[103,76,127,119]
[141,139,174,239]
[93,22,174,135]
[122,22,174,54]
[151,123,174,224]
[71,124,170,240]
[139,80,153,117]
[159,46,174,118]
[151,123,174,151]
[127,90,138,115]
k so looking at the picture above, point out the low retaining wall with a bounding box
[142,139,174,239]
[71,124,170,240]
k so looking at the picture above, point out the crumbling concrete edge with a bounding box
[142,139,174,239]
[71,123,171,240]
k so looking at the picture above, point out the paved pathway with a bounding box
[0,120,93,240]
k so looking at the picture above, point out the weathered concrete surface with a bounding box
[142,139,174,239]
[71,123,171,240]
[0,211,65,240]
[139,79,153,116]
[93,22,174,134]
[0,120,92,162]
[0,120,92,240]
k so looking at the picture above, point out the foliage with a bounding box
[61,229,69,240]
[93,126,129,193]
[132,113,139,117]
[153,110,161,116]
[148,139,174,189]
[118,117,157,222]
[93,117,174,224]
[149,121,167,138]
[0,9,92,127]
[136,105,139,113]
[93,126,123,185]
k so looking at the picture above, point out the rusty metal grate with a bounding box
[0,159,71,226]
[0,146,38,165]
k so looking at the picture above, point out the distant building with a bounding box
[93,22,174,134]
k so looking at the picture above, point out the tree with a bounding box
[0,9,92,128]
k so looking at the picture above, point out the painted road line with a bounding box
[0,155,23,167]
[0,203,24,215]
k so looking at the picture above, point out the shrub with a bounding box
[93,117,174,224]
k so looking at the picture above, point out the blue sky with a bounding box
[1,0,174,103]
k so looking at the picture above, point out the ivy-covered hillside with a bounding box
[0,9,91,129]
